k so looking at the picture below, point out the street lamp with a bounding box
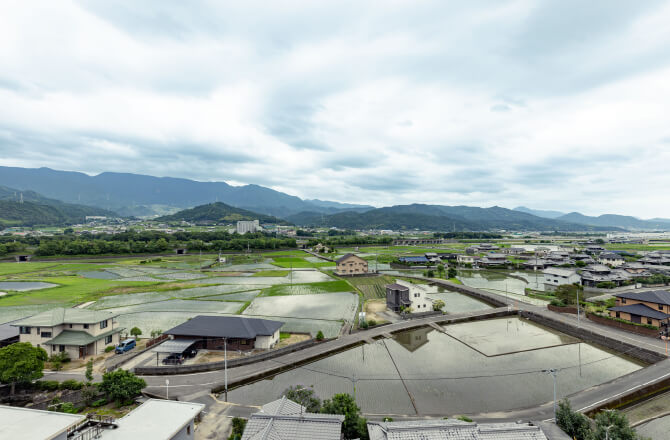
[542,368,558,422]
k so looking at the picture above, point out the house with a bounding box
[385,280,433,313]
[398,256,430,265]
[599,252,625,267]
[609,290,670,327]
[312,243,330,253]
[0,399,204,440]
[242,397,344,440]
[584,245,606,255]
[543,268,580,290]
[335,253,369,275]
[479,253,507,267]
[523,258,549,271]
[478,243,500,251]
[12,308,123,360]
[424,252,439,262]
[457,254,475,265]
[164,315,283,351]
[0,320,20,347]
[580,264,631,288]
[640,252,670,266]
[14,255,31,262]
[367,419,548,440]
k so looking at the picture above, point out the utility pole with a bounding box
[543,369,558,422]
[224,337,228,401]
[576,286,581,327]
[165,379,169,400]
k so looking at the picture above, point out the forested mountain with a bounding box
[0,185,117,226]
[514,206,566,219]
[0,166,370,217]
[155,202,287,224]
[556,212,670,230]
[288,204,618,231]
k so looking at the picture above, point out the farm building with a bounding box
[164,315,283,351]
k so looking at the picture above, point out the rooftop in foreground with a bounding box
[0,405,85,440]
[367,419,548,440]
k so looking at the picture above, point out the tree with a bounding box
[556,399,592,440]
[321,393,368,440]
[555,284,584,306]
[228,417,247,440]
[448,267,457,279]
[130,327,142,339]
[433,299,445,311]
[592,409,641,440]
[0,342,48,394]
[316,330,325,341]
[436,264,445,277]
[283,385,321,412]
[85,359,94,383]
[98,369,146,405]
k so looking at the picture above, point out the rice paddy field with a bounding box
[0,255,358,338]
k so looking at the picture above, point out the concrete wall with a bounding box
[170,420,196,440]
[520,310,665,364]
[256,330,280,349]
[592,313,659,337]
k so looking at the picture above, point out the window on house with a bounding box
[59,345,65,352]
[647,318,653,325]
[83,324,89,329]
[659,305,663,311]
[616,312,620,318]
[105,335,113,344]
[240,340,248,345]
[100,320,108,329]
[69,324,73,328]
[19,326,31,334]
[621,298,626,304]
[187,425,191,435]
[41,331,52,338]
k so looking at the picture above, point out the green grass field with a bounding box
[0,276,161,306]
[271,257,335,268]
[252,270,290,277]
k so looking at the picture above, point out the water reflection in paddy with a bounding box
[228,317,644,415]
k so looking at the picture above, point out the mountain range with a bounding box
[0,185,116,226]
[0,166,372,218]
[514,207,670,230]
[287,204,618,232]
[155,202,287,225]
[0,166,668,231]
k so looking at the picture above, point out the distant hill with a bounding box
[0,166,371,217]
[0,185,117,226]
[155,202,288,224]
[556,212,670,230]
[514,206,566,219]
[288,204,617,231]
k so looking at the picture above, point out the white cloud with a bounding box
[0,0,669,217]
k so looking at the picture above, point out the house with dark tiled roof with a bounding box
[609,290,670,327]
[335,253,368,275]
[599,252,625,267]
[242,397,344,440]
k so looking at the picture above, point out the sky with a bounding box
[1,1,670,218]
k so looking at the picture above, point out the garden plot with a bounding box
[90,284,266,309]
[107,299,244,315]
[243,292,358,322]
[262,281,351,296]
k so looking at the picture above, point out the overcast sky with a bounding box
[1,1,669,218]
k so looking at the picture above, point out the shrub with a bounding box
[91,398,108,407]
[359,321,369,330]
[99,370,146,405]
[49,352,71,363]
[596,281,617,289]
[367,319,377,327]
[56,402,79,414]
[228,417,247,440]
[550,299,567,307]
[60,379,84,390]
[60,380,82,390]
[105,346,115,353]
[37,380,60,391]
[316,330,324,341]
[457,415,473,422]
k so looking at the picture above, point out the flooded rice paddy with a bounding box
[228,317,643,415]
[0,281,57,291]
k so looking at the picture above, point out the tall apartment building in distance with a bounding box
[237,219,260,234]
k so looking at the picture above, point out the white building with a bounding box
[12,308,123,360]
[0,399,204,440]
[599,252,626,267]
[457,254,475,265]
[389,279,434,313]
[543,267,581,289]
[236,220,260,234]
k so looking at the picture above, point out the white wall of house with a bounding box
[18,319,121,359]
[543,270,581,289]
[457,255,474,264]
[255,330,280,349]
[600,257,625,267]
[395,280,433,313]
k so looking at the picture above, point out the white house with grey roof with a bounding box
[11,307,123,360]
[242,396,344,440]
[367,419,548,440]
[543,267,580,290]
